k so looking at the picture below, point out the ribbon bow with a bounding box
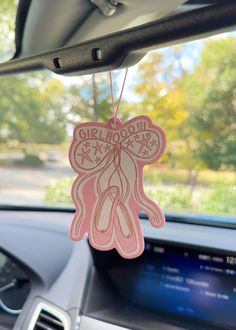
[69,116,166,258]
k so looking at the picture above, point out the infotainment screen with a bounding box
[106,241,236,329]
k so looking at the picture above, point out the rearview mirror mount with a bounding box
[0,1,235,77]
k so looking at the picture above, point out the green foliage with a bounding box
[133,48,203,182]
[66,73,130,125]
[44,175,236,216]
[0,73,68,144]
[200,183,236,215]
[15,153,44,167]
[133,37,236,173]
[0,0,18,61]
[0,2,68,145]
[45,177,74,205]
[145,185,192,212]
[144,168,235,185]
[44,176,193,211]
[183,37,236,170]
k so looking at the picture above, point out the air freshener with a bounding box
[69,115,166,258]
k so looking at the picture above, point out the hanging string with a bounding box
[109,68,128,126]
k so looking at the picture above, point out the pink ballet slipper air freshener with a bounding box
[69,115,166,258]
[69,69,166,258]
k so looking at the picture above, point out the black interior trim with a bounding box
[140,212,236,230]
[0,205,235,229]
[0,204,76,213]
[0,0,235,76]
[13,0,32,59]
[186,0,225,4]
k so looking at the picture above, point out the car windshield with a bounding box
[0,4,235,218]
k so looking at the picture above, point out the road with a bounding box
[0,160,75,205]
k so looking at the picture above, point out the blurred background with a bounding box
[0,0,235,216]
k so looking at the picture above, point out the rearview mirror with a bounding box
[0,0,236,77]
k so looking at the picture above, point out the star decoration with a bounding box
[136,134,152,154]
[104,144,112,152]
[83,141,90,149]
[95,156,101,163]
[150,138,157,147]
[134,133,140,141]
[142,149,149,156]
[124,138,134,149]
[92,142,103,155]
[77,148,92,165]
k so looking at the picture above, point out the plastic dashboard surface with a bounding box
[0,210,236,330]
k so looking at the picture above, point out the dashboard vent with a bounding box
[28,302,70,330]
[34,309,64,330]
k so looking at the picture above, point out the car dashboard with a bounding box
[0,209,236,330]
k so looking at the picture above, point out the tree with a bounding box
[184,37,236,170]
[0,73,68,144]
[0,0,18,61]
[133,49,201,187]
[133,37,236,185]
[66,72,130,124]
[0,2,69,145]
[0,2,131,145]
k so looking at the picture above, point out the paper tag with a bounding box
[69,116,166,258]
